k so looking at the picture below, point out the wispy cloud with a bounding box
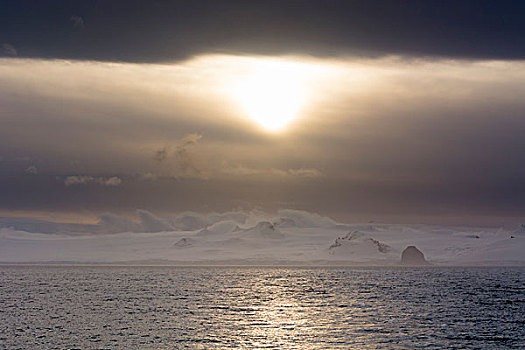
[153,133,204,178]
[154,147,168,162]
[70,15,85,30]
[138,172,158,181]
[2,43,17,57]
[64,175,122,187]
[25,165,38,175]
[222,165,322,178]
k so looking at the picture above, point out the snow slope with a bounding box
[0,210,523,265]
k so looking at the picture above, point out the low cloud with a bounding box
[104,177,122,186]
[223,165,322,178]
[275,168,323,178]
[64,176,92,186]
[96,208,335,234]
[64,175,122,187]
[139,172,158,181]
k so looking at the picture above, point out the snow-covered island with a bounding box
[0,210,523,265]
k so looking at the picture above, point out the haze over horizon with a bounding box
[3,1,525,225]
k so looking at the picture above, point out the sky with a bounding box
[2,0,525,224]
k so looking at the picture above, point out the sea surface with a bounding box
[0,266,524,349]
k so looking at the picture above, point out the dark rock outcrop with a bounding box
[173,237,194,248]
[401,245,430,265]
[328,231,391,255]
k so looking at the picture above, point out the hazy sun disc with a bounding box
[232,60,308,131]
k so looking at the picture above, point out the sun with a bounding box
[231,60,308,131]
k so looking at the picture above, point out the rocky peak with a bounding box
[401,246,429,265]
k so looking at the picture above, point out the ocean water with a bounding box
[0,266,523,349]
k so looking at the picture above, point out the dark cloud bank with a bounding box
[2,0,525,62]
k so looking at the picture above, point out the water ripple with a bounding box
[0,266,524,349]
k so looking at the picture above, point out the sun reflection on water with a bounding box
[236,273,307,348]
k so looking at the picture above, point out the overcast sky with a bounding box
[2,1,525,224]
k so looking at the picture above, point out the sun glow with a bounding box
[231,60,310,132]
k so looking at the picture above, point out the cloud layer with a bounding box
[2,55,525,222]
[2,1,525,62]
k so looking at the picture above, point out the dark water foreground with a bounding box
[0,266,524,349]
